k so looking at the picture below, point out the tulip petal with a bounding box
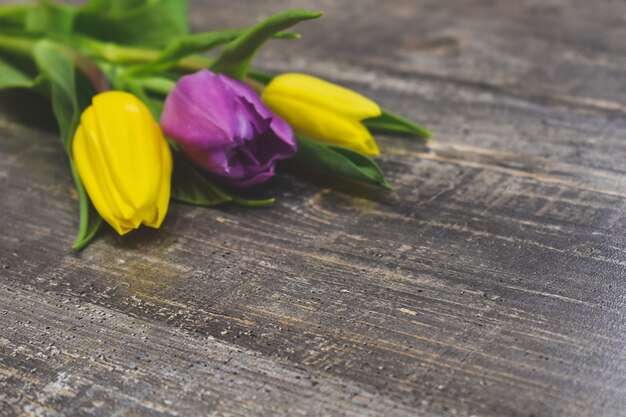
[77,107,137,231]
[145,121,172,229]
[263,73,381,121]
[73,91,173,235]
[161,70,242,149]
[219,74,297,156]
[161,70,297,188]
[262,95,379,156]
[91,93,163,216]
[219,75,272,134]
[74,123,131,235]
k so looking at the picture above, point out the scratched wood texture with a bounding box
[1,1,625,416]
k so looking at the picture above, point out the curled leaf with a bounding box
[211,9,322,79]
[363,109,432,139]
[75,0,189,47]
[33,40,103,250]
[283,135,391,190]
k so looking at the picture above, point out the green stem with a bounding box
[231,197,275,207]
[0,4,33,22]
[76,35,212,71]
[174,55,213,72]
[137,77,176,95]
[0,33,37,56]
[76,36,157,64]
[69,157,102,251]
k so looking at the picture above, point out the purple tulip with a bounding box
[160,70,296,187]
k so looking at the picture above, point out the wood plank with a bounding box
[1,1,625,416]
[224,0,626,108]
[0,285,422,417]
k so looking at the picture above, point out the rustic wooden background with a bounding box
[1,1,625,416]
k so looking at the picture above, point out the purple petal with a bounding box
[161,70,298,188]
[219,74,296,149]
[161,70,241,149]
[268,116,297,154]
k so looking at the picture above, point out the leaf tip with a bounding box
[293,9,323,19]
[381,180,393,191]
[231,196,276,207]
[71,240,87,252]
[275,32,301,39]
[253,197,276,207]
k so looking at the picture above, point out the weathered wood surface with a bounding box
[1,1,625,416]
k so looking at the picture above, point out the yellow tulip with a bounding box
[262,73,382,156]
[72,91,173,235]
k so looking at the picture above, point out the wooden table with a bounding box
[1,1,625,416]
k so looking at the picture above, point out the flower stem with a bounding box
[75,35,212,71]
[76,36,158,64]
[0,4,33,23]
[175,56,214,72]
[0,32,265,96]
[137,77,176,95]
[0,33,36,56]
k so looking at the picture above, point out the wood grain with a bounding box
[1,1,625,416]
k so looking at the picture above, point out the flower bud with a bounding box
[262,73,382,156]
[160,70,296,187]
[72,91,173,235]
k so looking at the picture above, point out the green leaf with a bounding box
[283,135,391,190]
[0,34,44,92]
[0,56,37,89]
[363,109,432,139]
[130,29,299,75]
[25,2,76,40]
[171,150,231,206]
[0,4,32,28]
[211,9,322,79]
[229,196,276,208]
[33,41,79,149]
[69,158,103,251]
[247,68,275,85]
[75,0,189,47]
[32,40,103,250]
[171,150,275,208]
[131,29,246,75]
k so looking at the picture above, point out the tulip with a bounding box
[160,70,296,187]
[72,91,173,235]
[262,73,382,156]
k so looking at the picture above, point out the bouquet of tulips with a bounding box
[0,0,430,250]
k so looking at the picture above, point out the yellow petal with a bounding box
[72,91,172,235]
[263,94,379,156]
[74,123,132,235]
[263,73,381,121]
[145,121,173,229]
[91,92,162,213]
